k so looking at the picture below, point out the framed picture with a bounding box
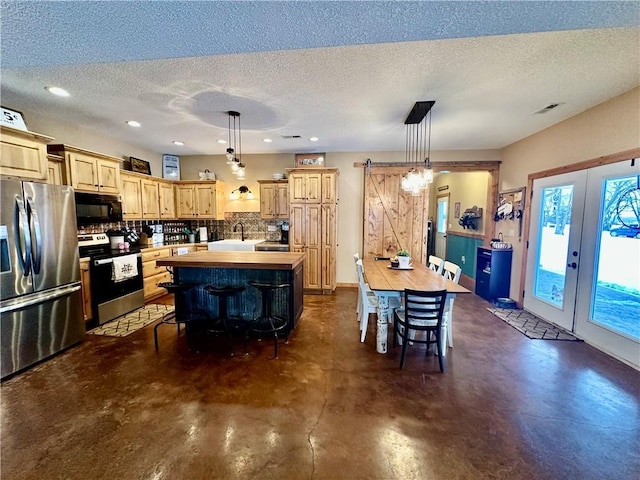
[295,153,325,167]
[162,154,180,180]
[0,106,28,131]
[130,157,151,175]
[454,202,461,218]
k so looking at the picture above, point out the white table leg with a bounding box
[376,294,390,354]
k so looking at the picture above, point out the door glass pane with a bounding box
[591,175,640,340]
[534,185,574,307]
[437,200,447,233]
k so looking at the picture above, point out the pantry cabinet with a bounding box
[288,168,338,292]
[0,125,53,181]
[48,144,121,194]
[475,247,513,302]
[258,180,289,219]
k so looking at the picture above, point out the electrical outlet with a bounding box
[267,225,278,232]
[461,255,466,264]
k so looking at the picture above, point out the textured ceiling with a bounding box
[1,1,639,156]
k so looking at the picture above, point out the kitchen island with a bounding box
[156,251,305,334]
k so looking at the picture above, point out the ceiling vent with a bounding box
[281,135,302,139]
[534,103,563,114]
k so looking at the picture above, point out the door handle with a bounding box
[567,262,577,269]
[14,198,32,276]
[26,198,42,274]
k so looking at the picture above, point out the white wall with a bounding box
[500,87,640,300]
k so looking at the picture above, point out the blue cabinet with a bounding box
[475,247,512,302]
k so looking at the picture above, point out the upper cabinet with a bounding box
[0,126,54,181]
[141,178,160,219]
[158,180,176,219]
[48,144,121,194]
[258,180,289,219]
[121,172,143,219]
[175,181,225,220]
[289,171,322,204]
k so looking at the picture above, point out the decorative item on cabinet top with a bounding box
[1,106,28,131]
[124,157,151,175]
[295,153,325,167]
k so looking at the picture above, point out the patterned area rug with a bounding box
[88,304,174,337]
[487,307,581,341]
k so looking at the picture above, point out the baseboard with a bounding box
[336,283,357,289]
[459,273,475,292]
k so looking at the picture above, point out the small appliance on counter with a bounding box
[140,224,164,245]
[280,222,289,244]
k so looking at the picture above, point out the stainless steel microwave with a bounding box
[75,192,123,225]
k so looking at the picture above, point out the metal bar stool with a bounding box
[154,280,208,351]
[204,285,246,355]
[247,280,290,358]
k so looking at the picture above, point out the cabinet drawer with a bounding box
[143,271,172,298]
[141,248,171,263]
[143,260,168,278]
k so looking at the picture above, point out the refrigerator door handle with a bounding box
[0,283,82,314]
[13,197,32,276]
[26,198,43,274]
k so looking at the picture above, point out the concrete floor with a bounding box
[1,289,639,480]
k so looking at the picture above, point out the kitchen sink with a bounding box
[207,239,266,251]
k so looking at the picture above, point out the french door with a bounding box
[525,160,640,367]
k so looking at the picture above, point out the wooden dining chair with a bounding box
[428,255,445,275]
[354,253,363,316]
[356,259,400,342]
[393,289,448,370]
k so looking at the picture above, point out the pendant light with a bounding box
[401,101,435,195]
[225,111,246,176]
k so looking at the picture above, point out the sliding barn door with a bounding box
[363,166,429,263]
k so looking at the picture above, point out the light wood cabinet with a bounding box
[141,247,172,300]
[258,180,289,219]
[158,180,176,219]
[47,144,121,194]
[0,126,53,181]
[175,181,225,220]
[288,168,338,292]
[46,154,64,185]
[79,258,92,322]
[121,172,143,219]
[141,178,160,219]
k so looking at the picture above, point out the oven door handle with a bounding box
[94,253,141,266]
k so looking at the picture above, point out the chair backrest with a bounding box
[428,255,444,275]
[353,252,360,263]
[443,261,462,284]
[402,289,447,328]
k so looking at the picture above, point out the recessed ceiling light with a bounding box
[172,141,184,146]
[44,86,70,97]
[217,139,227,144]
[126,120,141,127]
[309,137,319,142]
[262,138,273,143]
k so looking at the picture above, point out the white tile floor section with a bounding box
[88,304,175,337]
[487,307,580,341]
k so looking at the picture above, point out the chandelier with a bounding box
[225,111,246,179]
[401,101,435,196]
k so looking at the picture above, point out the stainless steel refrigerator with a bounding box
[1,179,84,379]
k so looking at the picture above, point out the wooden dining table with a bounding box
[362,256,471,354]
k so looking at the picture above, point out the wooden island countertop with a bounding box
[156,251,305,271]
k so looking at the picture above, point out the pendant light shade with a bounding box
[225,111,246,176]
[401,101,435,194]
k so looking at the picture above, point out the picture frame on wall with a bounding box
[295,153,325,167]
[0,106,28,131]
[162,154,180,180]
[454,202,461,218]
[130,157,151,175]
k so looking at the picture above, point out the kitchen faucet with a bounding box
[233,222,245,241]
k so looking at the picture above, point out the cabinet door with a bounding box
[0,128,49,181]
[97,159,121,194]
[176,185,196,218]
[47,159,63,185]
[158,181,175,219]
[321,173,336,203]
[195,184,215,218]
[290,204,306,252]
[70,153,99,192]
[121,174,142,219]
[141,178,160,219]
[289,174,307,203]
[305,204,322,289]
[321,204,336,290]
[275,183,289,219]
[260,183,276,218]
[215,183,225,220]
